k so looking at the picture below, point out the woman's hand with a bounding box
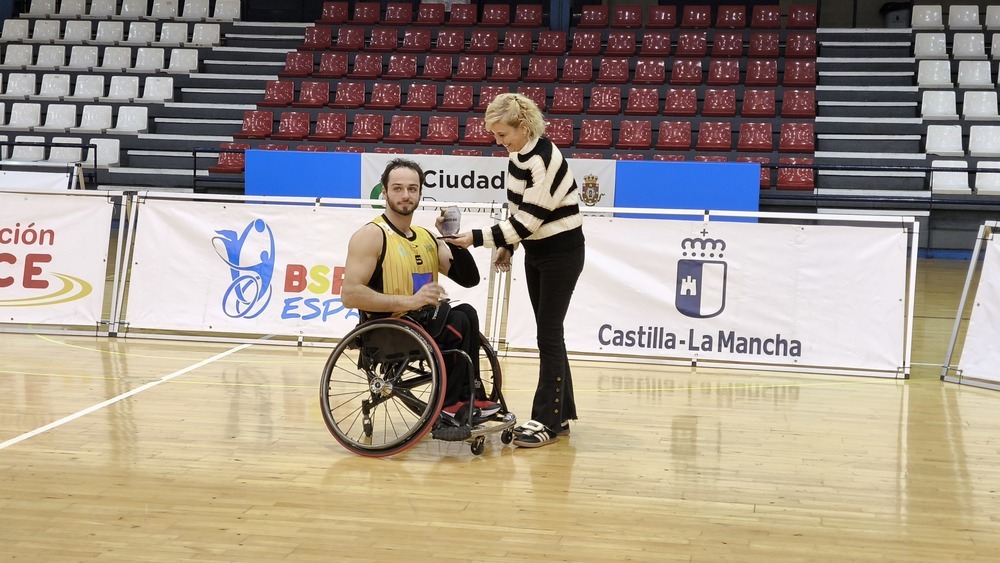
[493,247,512,273]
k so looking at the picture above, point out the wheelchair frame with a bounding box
[319,316,516,457]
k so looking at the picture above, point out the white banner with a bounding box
[0,192,112,325]
[505,216,908,373]
[360,153,616,208]
[0,170,72,191]
[125,199,496,338]
[957,238,1000,382]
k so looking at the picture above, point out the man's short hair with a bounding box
[380,158,425,193]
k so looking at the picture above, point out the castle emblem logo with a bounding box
[580,174,603,206]
[675,233,727,319]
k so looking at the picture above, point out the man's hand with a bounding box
[448,231,474,248]
[493,247,512,273]
[412,282,448,309]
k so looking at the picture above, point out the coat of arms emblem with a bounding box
[580,174,603,206]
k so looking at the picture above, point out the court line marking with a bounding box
[0,342,253,452]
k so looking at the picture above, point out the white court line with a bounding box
[0,343,254,451]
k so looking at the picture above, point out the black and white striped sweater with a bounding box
[472,136,585,255]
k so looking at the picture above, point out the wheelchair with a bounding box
[319,315,516,457]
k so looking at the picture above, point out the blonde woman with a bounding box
[450,93,585,448]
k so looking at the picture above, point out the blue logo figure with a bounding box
[675,234,727,319]
[212,219,275,319]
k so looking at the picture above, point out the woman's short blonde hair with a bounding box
[484,92,546,139]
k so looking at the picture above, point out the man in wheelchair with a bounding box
[341,158,501,424]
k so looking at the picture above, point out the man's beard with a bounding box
[387,199,415,216]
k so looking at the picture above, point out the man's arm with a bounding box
[342,224,432,313]
[437,238,480,288]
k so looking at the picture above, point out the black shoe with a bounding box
[512,420,558,448]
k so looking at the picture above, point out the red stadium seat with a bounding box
[606,32,637,56]
[384,53,418,79]
[751,5,782,29]
[572,152,604,159]
[350,53,382,78]
[779,122,815,153]
[647,5,677,28]
[695,155,728,162]
[351,2,379,24]
[421,55,453,80]
[616,119,652,149]
[663,88,697,116]
[577,119,613,148]
[676,31,707,57]
[300,26,332,51]
[670,59,703,85]
[209,142,250,174]
[309,112,347,141]
[314,52,348,78]
[452,148,484,156]
[587,86,622,115]
[329,81,365,108]
[786,33,818,58]
[613,153,645,161]
[318,2,348,25]
[784,60,817,87]
[333,26,365,51]
[278,52,313,78]
[373,147,405,154]
[488,55,521,81]
[492,150,509,158]
[515,85,546,111]
[477,85,509,111]
[501,30,532,54]
[386,114,421,143]
[365,82,401,109]
[439,84,474,111]
[745,59,779,86]
[480,4,510,27]
[446,4,476,26]
[578,5,609,28]
[401,82,437,110]
[707,59,741,86]
[468,30,499,54]
[570,31,602,56]
[259,143,289,151]
[259,80,294,107]
[655,120,692,150]
[536,31,567,55]
[292,81,330,108]
[433,29,465,54]
[788,5,817,29]
[560,57,594,83]
[653,154,686,162]
[777,157,815,189]
[737,156,772,188]
[413,148,445,155]
[681,5,711,28]
[367,28,398,52]
[460,117,493,145]
[717,5,747,28]
[335,145,365,153]
[640,32,672,56]
[781,89,816,118]
[596,57,630,84]
[741,89,777,117]
[271,111,311,140]
[703,88,737,117]
[513,5,542,27]
[233,110,273,139]
[423,115,459,144]
[712,32,744,57]
[550,86,584,114]
[612,5,643,29]
[383,3,413,25]
[347,113,384,142]
[749,32,780,58]
[696,121,732,151]
[624,87,660,115]
[454,55,487,81]
[399,29,431,52]
[414,3,444,26]
[736,121,774,152]
[546,118,575,147]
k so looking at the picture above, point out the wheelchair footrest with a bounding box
[432,424,473,442]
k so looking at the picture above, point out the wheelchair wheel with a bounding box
[477,333,503,404]
[319,317,446,457]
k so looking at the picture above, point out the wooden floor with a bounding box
[2,259,1000,562]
